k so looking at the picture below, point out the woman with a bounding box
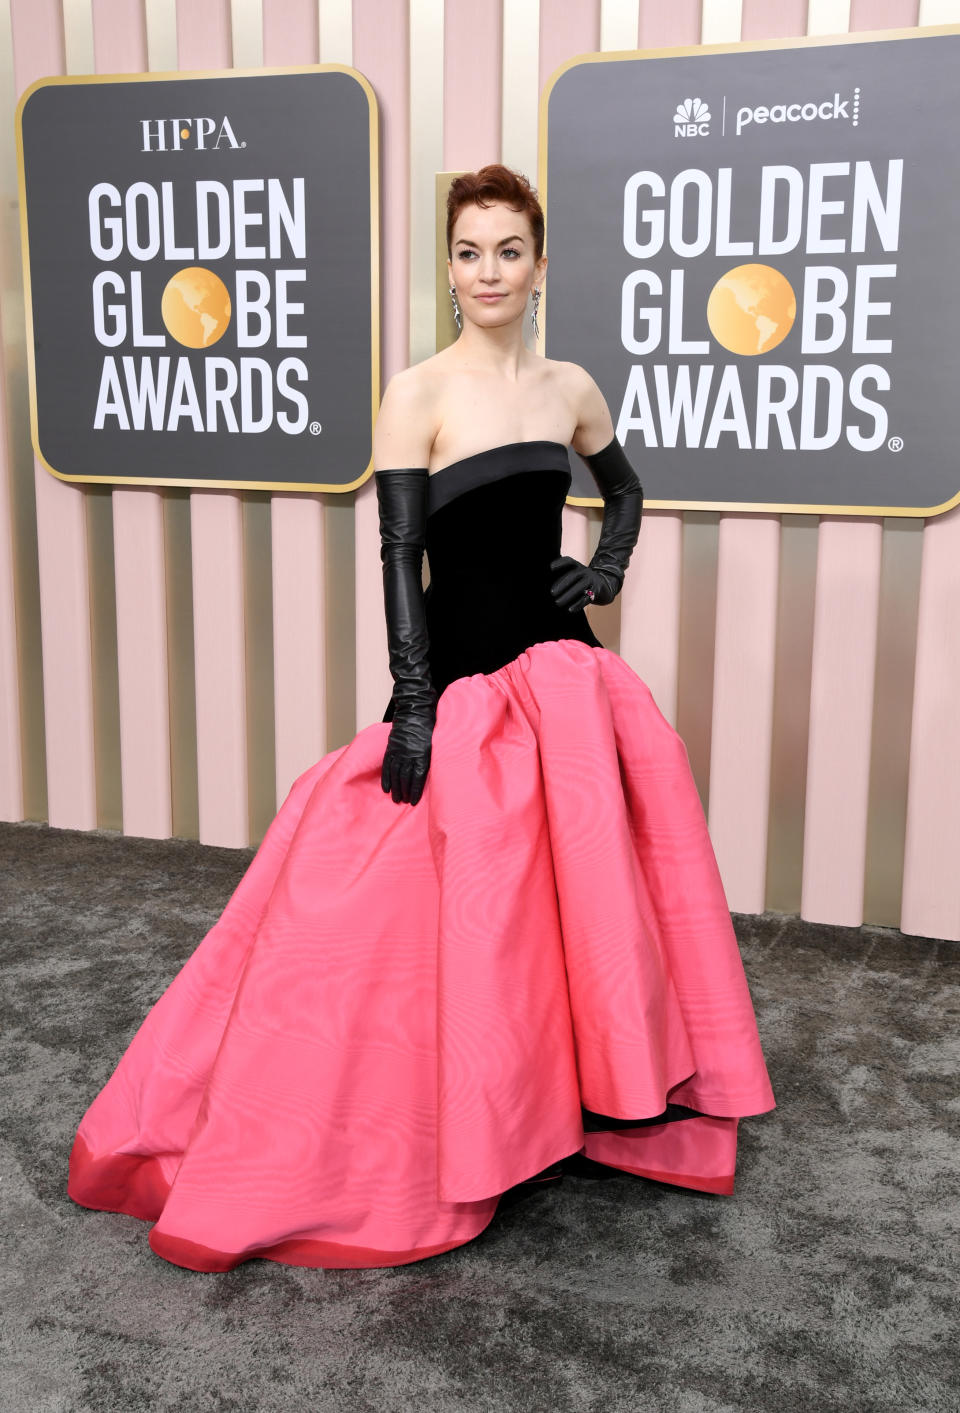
[68,165,775,1272]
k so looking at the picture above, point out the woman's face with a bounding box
[448,200,546,330]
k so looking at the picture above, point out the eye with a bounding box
[456,248,521,260]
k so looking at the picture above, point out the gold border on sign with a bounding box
[538,24,960,519]
[14,64,380,494]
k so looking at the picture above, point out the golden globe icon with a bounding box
[161,267,232,349]
[706,264,797,357]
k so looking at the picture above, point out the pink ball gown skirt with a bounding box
[68,443,775,1270]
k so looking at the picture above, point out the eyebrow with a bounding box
[454,234,526,248]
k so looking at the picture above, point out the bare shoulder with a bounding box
[546,357,600,408]
[373,364,440,470]
[552,360,615,455]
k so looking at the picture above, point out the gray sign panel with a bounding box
[17,68,378,491]
[543,30,960,515]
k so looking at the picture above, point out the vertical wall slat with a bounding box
[540,2,599,642]
[765,514,818,913]
[896,0,960,941]
[145,0,177,71]
[807,0,852,32]
[708,517,781,910]
[703,0,804,911]
[0,0,46,823]
[262,0,328,806]
[0,0,23,825]
[620,1,703,729]
[918,0,960,21]
[623,512,682,726]
[270,495,326,800]
[264,0,318,71]
[353,0,407,731]
[439,0,499,390]
[801,519,883,923]
[68,1,122,833]
[600,0,639,53]
[319,0,351,60]
[501,0,540,182]
[62,0,93,72]
[113,488,173,837]
[91,0,172,840]
[317,4,355,760]
[850,0,918,24]
[10,0,98,831]
[230,0,278,845]
[801,0,919,924]
[637,1,702,49]
[863,517,923,926]
[410,1,444,367]
[701,0,743,44]
[176,0,249,846]
[901,504,960,940]
[0,327,21,818]
[443,0,500,173]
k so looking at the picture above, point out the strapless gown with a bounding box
[68,440,776,1272]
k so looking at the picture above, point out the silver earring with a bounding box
[449,285,462,333]
[531,286,542,340]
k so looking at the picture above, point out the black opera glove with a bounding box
[550,434,644,612]
[375,468,438,807]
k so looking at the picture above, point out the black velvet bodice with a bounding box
[382,440,602,722]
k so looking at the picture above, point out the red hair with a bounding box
[446,164,544,262]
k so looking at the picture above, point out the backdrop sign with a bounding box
[543,28,960,516]
[16,68,378,492]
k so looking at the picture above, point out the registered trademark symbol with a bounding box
[309,421,322,435]
[888,435,903,452]
[241,141,247,148]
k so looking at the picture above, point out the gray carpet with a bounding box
[1,819,957,1413]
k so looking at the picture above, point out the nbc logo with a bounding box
[674,98,711,137]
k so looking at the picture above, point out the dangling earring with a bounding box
[449,285,462,333]
[531,286,542,340]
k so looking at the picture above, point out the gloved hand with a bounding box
[549,555,619,611]
[550,434,643,613]
[375,468,437,806]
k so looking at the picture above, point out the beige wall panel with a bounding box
[164,491,199,840]
[677,512,720,811]
[765,514,818,916]
[502,0,540,182]
[85,486,122,831]
[145,0,178,71]
[230,0,262,69]
[601,0,641,51]
[243,492,277,843]
[863,519,923,926]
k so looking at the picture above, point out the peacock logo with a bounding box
[674,98,711,138]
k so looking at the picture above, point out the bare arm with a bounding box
[373,369,437,471]
[568,364,616,459]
